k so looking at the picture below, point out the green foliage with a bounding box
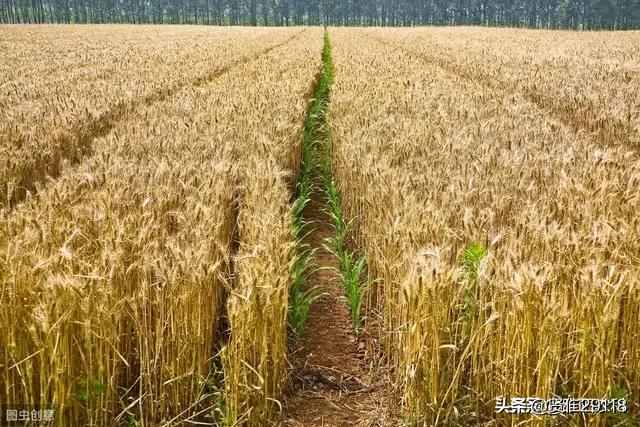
[196,370,228,426]
[291,195,311,238]
[323,231,371,335]
[610,383,629,400]
[338,250,369,335]
[460,242,487,313]
[289,195,319,343]
[124,415,141,427]
[462,242,487,286]
[289,244,324,343]
[456,242,488,349]
[287,30,336,344]
[3,0,637,30]
[76,377,105,402]
[323,179,353,258]
[607,383,635,425]
[317,30,369,336]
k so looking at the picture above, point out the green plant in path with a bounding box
[323,221,370,336]
[291,195,311,238]
[289,242,323,343]
[289,170,320,343]
[287,30,335,344]
[323,177,353,258]
[338,250,370,335]
[317,30,370,336]
[321,31,335,84]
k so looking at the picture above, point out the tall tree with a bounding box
[1,0,638,27]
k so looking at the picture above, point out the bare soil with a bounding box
[280,178,394,426]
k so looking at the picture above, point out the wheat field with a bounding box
[0,25,638,426]
[330,28,639,425]
[0,25,321,425]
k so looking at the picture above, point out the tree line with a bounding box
[1,0,638,29]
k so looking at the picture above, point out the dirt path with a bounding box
[280,173,393,426]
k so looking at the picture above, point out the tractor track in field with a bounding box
[281,178,390,427]
[368,35,639,150]
[0,28,308,213]
[280,31,394,427]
